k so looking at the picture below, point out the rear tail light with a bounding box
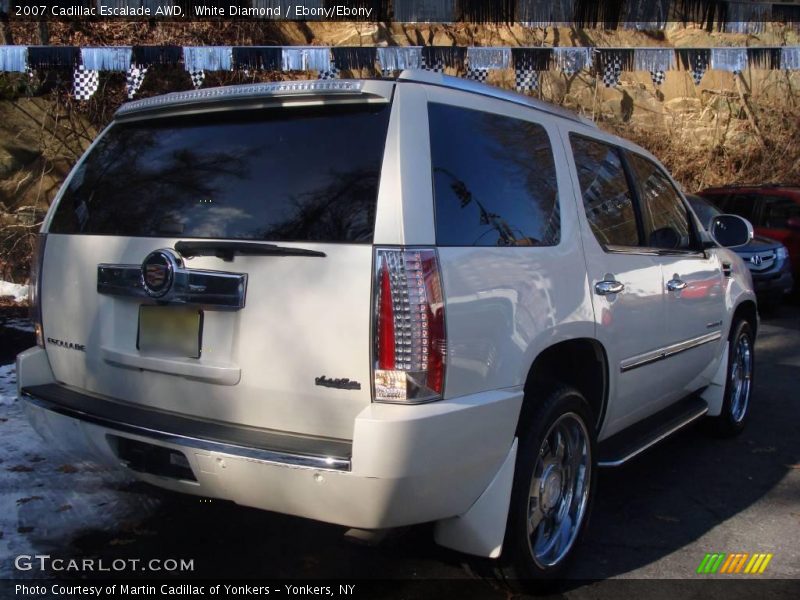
[373,248,446,403]
[28,233,47,347]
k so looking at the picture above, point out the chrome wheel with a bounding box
[527,412,591,568]
[729,333,753,423]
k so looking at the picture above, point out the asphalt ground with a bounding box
[1,304,798,598]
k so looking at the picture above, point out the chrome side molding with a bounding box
[620,331,722,373]
[97,263,247,310]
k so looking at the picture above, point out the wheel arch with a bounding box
[731,299,758,339]
[516,338,609,436]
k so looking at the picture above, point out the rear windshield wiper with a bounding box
[175,240,326,262]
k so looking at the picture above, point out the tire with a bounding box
[706,319,755,437]
[498,385,597,590]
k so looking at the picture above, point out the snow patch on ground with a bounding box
[0,280,29,303]
[0,363,16,405]
[0,363,161,577]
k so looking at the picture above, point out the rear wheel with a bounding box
[707,319,754,437]
[499,385,597,589]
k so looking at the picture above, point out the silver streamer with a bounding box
[183,47,233,72]
[376,47,422,70]
[0,46,28,72]
[281,47,331,72]
[466,47,511,70]
[81,47,132,72]
[710,48,748,73]
[553,47,591,75]
[633,48,675,73]
[782,47,800,71]
[724,2,769,34]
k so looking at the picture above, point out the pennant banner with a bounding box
[73,66,99,101]
[126,64,147,99]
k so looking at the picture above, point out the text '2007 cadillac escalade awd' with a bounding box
[17,71,758,583]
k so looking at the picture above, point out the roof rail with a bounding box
[115,80,367,117]
[397,69,596,127]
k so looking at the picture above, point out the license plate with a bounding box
[137,306,202,358]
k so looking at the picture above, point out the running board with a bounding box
[598,396,708,467]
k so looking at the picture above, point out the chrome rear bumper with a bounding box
[21,384,351,471]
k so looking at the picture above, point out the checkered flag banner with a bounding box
[126,65,147,99]
[422,55,445,73]
[602,57,622,87]
[693,53,708,85]
[317,62,339,80]
[650,69,666,86]
[189,70,205,89]
[466,66,489,82]
[73,66,99,101]
[515,67,539,92]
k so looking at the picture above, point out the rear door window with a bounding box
[626,153,693,250]
[570,135,640,248]
[49,103,391,242]
[429,103,560,247]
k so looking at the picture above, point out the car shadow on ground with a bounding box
[2,307,799,592]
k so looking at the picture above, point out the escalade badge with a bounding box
[141,249,181,298]
[315,376,361,391]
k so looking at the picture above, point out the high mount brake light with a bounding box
[373,248,446,404]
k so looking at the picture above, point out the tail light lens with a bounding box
[373,248,446,403]
[28,233,47,347]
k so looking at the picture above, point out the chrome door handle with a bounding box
[595,280,625,295]
[667,278,687,291]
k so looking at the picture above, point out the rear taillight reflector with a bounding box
[373,248,446,404]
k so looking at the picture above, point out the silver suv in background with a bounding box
[18,72,757,586]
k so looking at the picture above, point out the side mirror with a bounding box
[710,214,754,248]
[787,217,800,231]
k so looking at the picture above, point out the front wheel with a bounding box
[707,319,755,437]
[500,385,597,587]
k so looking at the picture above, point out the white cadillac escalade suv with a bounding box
[17,71,757,583]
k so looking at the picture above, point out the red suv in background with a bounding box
[698,185,800,292]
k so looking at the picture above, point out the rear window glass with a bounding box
[49,104,391,242]
[429,103,560,247]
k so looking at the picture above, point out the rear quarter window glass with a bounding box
[712,194,759,223]
[429,103,560,247]
[49,104,391,242]
[761,195,800,228]
[570,135,640,248]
